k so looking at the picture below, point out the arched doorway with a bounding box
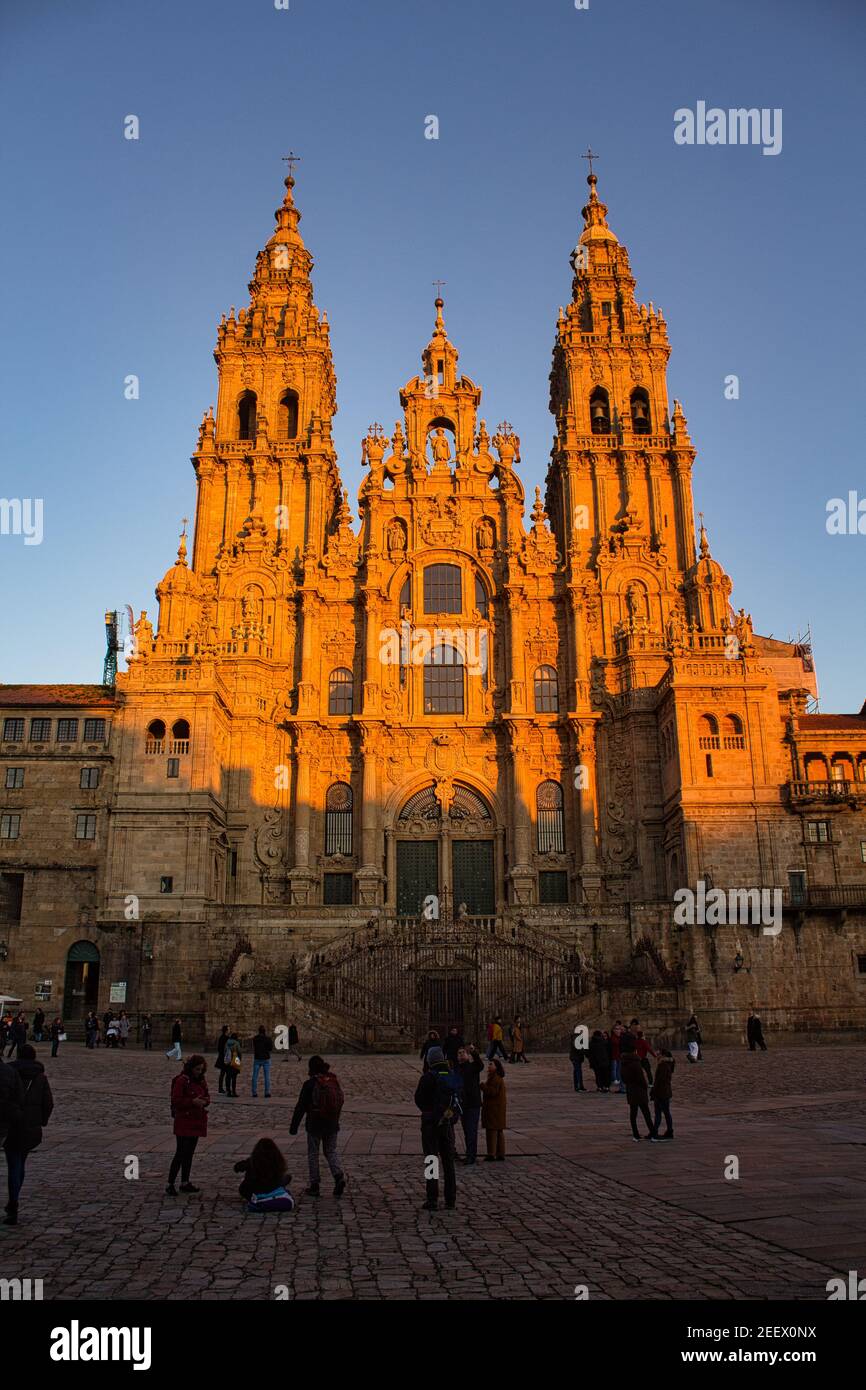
[395,783,495,917]
[63,940,100,1019]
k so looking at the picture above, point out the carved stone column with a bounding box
[288,736,316,904]
[572,718,602,901]
[356,725,383,906]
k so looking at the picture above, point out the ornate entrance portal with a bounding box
[394,782,496,919]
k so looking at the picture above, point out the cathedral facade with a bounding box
[2,170,866,1047]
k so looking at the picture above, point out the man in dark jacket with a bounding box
[747,1013,767,1052]
[251,1024,273,1098]
[569,1027,587,1092]
[620,1041,657,1142]
[0,1057,24,1149]
[651,1050,675,1139]
[414,1045,461,1210]
[6,1013,27,1059]
[32,1009,45,1043]
[3,1044,53,1225]
[443,1026,464,1067]
[289,1056,346,1198]
[456,1044,483,1164]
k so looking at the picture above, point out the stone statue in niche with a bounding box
[387,520,406,559]
[476,517,495,552]
[429,427,452,468]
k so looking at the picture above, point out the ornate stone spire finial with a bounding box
[698,511,710,559]
[177,518,189,565]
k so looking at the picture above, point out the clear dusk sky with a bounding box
[0,0,864,708]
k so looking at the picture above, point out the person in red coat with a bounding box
[166,1055,209,1195]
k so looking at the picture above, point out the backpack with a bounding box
[248,1186,295,1213]
[433,1068,463,1127]
[310,1073,344,1124]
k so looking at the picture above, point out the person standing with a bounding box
[420,1030,441,1066]
[443,1026,464,1067]
[610,1022,624,1093]
[166,1055,209,1195]
[456,1044,483,1164]
[481,1059,507,1160]
[141,1014,152,1051]
[287,1022,302,1061]
[223,1028,241,1096]
[0,1054,24,1220]
[3,1044,53,1225]
[635,1028,657,1086]
[414,1045,460,1209]
[165,1018,183,1061]
[215,1024,230,1094]
[85,1012,99,1049]
[509,1016,528,1063]
[49,1018,63,1058]
[686,1014,702,1060]
[569,1027,587,1092]
[102,1009,114,1045]
[32,1009,45,1044]
[252,1025,273,1098]
[621,1041,657,1142]
[117,1012,130,1048]
[7,1013,27,1059]
[651,1050,675,1139]
[588,1029,611,1092]
[747,1012,768,1052]
[289,1056,346,1198]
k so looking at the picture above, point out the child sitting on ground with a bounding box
[233,1137,295,1211]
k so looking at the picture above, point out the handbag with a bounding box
[58,1033,67,1042]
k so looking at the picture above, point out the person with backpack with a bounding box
[165,1018,183,1061]
[414,1045,461,1209]
[569,1027,587,1092]
[3,1044,53,1225]
[166,1055,209,1195]
[233,1137,294,1212]
[289,1056,346,1198]
[481,1058,507,1160]
[251,1025,273,1098]
[224,1028,241,1097]
[651,1049,675,1139]
[456,1043,483,1164]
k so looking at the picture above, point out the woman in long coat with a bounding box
[481,1059,507,1161]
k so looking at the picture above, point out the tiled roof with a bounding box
[0,684,116,709]
[799,714,866,731]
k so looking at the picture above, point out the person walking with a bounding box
[635,1028,657,1086]
[289,1056,346,1199]
[32,1009,45,1044]
[215,1025,230,1094]
[686,1013,702,1061]
[233,1138,294,1211]
[7,1013,27,1059]
[3,1044,53,1226]
[287,1022,302,1061]
[85,1012,99,1049]
[747,1012,768,1052]
[481,1059,507,1160]
[588,1029,611,1092]
[651,1050,675,1139]
[508,1016,528,1063]
[117,1012,130,1048]
[251,1025,273,1098]
[49,1017,63,1058]
[141,1014,152,1051]
[486,1016,508,1062]
[166,1055,209,1195]
[223,1028,241,1097]
[165,1018,183,1061]
[569,1027,587,1091]
[621,1040,657,1142]
[414,1045,461,1210]
[456,1043,483,1164]
[0,1054,24,1222]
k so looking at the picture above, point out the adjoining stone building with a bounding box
[3,169,866,1047]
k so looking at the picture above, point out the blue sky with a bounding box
[1,0,864,708]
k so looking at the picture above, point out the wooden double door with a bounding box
[395,839,495,917]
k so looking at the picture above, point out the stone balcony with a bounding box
[785,779,866,805]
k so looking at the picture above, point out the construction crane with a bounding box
[103,611,122,687]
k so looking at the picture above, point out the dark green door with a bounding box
[452,839,495,915]
[396,840,439,916]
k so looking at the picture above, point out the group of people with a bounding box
[569,1017,677,1142]
[84,1009,140,1049]
[1,1011,64,1058]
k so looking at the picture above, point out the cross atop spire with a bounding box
[582,147,600,179]
[281,150,301,178]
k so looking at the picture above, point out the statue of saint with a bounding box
[429,427,452,467]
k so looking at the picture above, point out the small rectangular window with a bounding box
[167,758,180,779]
[0,871,24,920]
[80,767,100,790]
[1,814,21,841]
[705,753,714,777]
[538,870,569,904]
[323,872,353,905]
[860,841,866,864]
[788,870,807,905]
[83,719,107,742]
[160,876,173,894]
[229,849,238,878]
[75,814,96,841]
[29,719,51,742]
[3,719,24,742]
[57,719,79,743]
[807,820,830,843]
[5,768,24,790]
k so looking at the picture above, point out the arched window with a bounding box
[172,719,190,740]
[831,754,854,784]
[424,644,464,714]
[278,389,299,440]
[325,782,353,856]
[423,564,462,614]
[589,386,611,434]
[474,574,489,619]
[145,719,165,753]
[237,391,257,441]
[630,387,651,435]
[147,719,166,740]
[723,714,745,749]
[536,780,565,853]
[328,668,354,716]
[698,714,719,749]
[534,665,559,713]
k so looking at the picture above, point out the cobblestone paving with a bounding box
[2,1043,864,1301]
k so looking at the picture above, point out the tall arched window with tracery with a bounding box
[325,782,353,856]
[536,780,565,853]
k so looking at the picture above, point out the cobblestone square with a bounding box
[2,1041,865,1301]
